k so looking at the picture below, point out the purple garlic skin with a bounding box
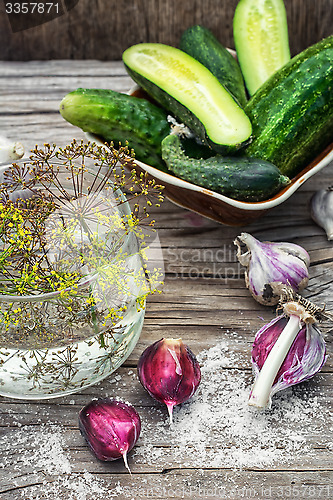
[137,338,201,422]
[310,187,333,241]
[235,232,310,305]
[251,314,327,403]
[78,398,141,469]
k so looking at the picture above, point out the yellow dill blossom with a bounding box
[0,140,164,336]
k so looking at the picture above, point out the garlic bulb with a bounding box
[249,292,327,409]
[0,135,24,163]
[235,232,310,305]
[310,187,333,240]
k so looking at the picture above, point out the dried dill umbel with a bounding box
[0,139,164,344]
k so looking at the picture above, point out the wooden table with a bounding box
[0,61,332,500]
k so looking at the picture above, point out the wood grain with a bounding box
[0,0,332,60]
[0,60,332,499]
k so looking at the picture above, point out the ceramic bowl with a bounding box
[86,86,333,226]
[86,129,333,226]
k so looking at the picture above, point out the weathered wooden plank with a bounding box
[0,368,332,497]
[0,468,332,500]
[0,75,132,95]
[1,368,332,421]
[1,0,332,60]
[0,60,126,76]
[1,366,332,499]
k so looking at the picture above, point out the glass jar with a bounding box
[0,158,158,399]
[0,223,146,399]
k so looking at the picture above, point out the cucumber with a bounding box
[179,25,247,107]
[122,43,252,154]
[244,36,333,179]
[161,134,289,202]
[179,136,213,160]
[59,88,170,170]
[233,0,290,95]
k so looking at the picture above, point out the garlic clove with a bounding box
[78,398,141,472]
[235,232,310,306]
[311,187,333,241]
[0,135,24,163]
[137,338,201,423]
[272,241,310,267]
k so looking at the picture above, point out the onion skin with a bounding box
[137,338,201,422]
[78,398,141,469]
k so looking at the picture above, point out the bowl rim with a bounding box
[86,132,333,212]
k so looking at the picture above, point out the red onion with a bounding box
[137,338,201,423]
[78,398,141,473]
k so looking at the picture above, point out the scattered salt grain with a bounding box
[0,424,113,500]
[134,338,333,470]
[1,334,331,498]
[109,374,122,384]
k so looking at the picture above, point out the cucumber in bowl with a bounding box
[244,35,333,179]
[122,43,252,154]
[59,88,171,170]
[179,25,247,107]
[161,134,290,202]
[233,0,290,95]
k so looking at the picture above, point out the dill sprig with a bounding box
[0,140,164,308]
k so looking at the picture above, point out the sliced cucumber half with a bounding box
[233,0,290,95]
[123,43,252,152]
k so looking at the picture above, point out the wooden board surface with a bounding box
[0,0,333,60]
[0,60,332,500]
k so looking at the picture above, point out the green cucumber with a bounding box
[161,134,289,202]
[179,25,247,107]
[59,88,170,170]
[233,0,290,95]
[179,136,213,160]
[244,36,333,179]
[122,43,252,154]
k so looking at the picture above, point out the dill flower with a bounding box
[0,140,164,331]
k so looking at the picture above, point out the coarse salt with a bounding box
[134,338,332,469]
[1,335,331,499]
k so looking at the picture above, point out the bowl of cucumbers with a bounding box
[60,0,333,226]
[86,127,333,226]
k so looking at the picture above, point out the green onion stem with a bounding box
[248,314,301,409]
